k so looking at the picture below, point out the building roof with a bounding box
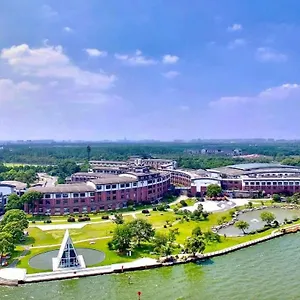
[90,175,137,185]
[1,180,27,190]
[209,163,300,177]
[72,172,105,177]
[228,163,294,171]
[30,183,95,193]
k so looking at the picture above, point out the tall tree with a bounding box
[129,219,155,246]
[0,232,15,263]
[185,235,206,256]
[206,184,222,198]
[2,222,24,244]
[234,220,250,234]
[260,211,276,225]
[109,224,133,253]
[5,194,23,211]
[20,190,43,213]
[1,209,29,230]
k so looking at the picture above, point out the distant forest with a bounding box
[1,141,300,169]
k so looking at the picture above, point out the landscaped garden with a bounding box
[2,193,300,274]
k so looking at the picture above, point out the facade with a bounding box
[29,170,171,215]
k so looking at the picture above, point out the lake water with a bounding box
[219,208,300,236]
[2,233,300,300]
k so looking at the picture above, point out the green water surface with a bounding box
[1,233,300,300]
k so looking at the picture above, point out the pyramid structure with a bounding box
[52,229,86,271]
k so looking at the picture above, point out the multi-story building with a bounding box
[28,170,171,215]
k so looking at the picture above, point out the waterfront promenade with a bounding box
[0,229,287,285]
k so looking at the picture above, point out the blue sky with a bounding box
[1,0,300,140]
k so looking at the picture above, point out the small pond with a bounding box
[218,208,300,236]
[29,248,105,270]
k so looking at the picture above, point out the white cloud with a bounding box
[256,47,287,62]
[228,39,246,49]
[162,71,180,79]
[63,27,73,33]
[0,79,39,102]
[1,43,116,89]
[114,50,157,66]
[162,54,179,64]
[210,83,300,107]
[41,4,58,19]
[85,48,107,57]
[227,23,243,32]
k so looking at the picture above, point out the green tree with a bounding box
[20,190,43,213]
[153,232,169,254]
[203,230,221,243]
[185,235,206,256]
[109,224,133,253]
[129,219,155,246]
[0,232,15,263]
[260,211,276,225]
[234,220,250,234]
[192,226,202,237]
[272,194,281,202]
[1,209,29,230]
[5,194,23,211]
[206,184,222,198]
[113,213,124,225]
[2,222,24,243]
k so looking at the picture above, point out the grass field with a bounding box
[12,199,282,274]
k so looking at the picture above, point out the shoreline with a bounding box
[3,226,298,286]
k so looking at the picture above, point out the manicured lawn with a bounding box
[15,200,291,274]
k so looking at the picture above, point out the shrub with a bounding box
[164,224,167,228]
[142,209,150,214]
[78,216,90,222]
[101,215,109,220]
[46,219,52,223]
[67,217,76,222]
[180,200,187,207]
[78,214,83,218]
[152,207,157,211]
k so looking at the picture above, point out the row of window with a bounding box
[44,192,95,199]
[245,181,300,186]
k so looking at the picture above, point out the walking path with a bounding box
[0,230,286,284]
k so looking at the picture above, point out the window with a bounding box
[296,182,300,185]
[245,182,249,186]
[56,194,62,198]
[55,208,60,212]
[63,199,68,204]
[112,190,116,195]
[106,185,111,189]
[46,200,51,205]
[273,182,277,185]
[81,199,85,203]
[45,194,51,198]
[289,182,294,185]
[107,197,111,201]
[39,200,43,205]
[112,184,117,189]
[261,182,266,186]
[96,185,102,190]
[90,192,95,196]
[133,182,137,187]
[278,182,283,186]
[73,193,79,198]
[113,196,116,200]
[120,184,125,188]
[255,182,260,186]
[99,206,105,211]
[80,193,85,197]
[250,182,255,186]
[56,200,61,205]
[63,193,69,198]
[126,183,130,187]
[74,199,78,204]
